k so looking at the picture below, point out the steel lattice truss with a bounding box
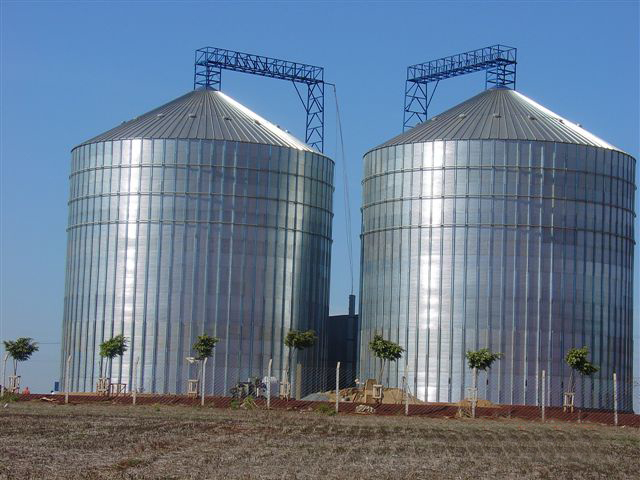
[403,44,517,131]
[194,47,325,152]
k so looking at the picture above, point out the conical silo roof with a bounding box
[376,88,622,152]
[76,89,315,151]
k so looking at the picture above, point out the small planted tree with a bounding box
[192,334,219,405]
[3,337,39,393]
[465,348,503,416]
[98,335,127,391]
[565,346,598,405]
[283,330,317,397]
[369,333,404,385]
[193,334,219,361]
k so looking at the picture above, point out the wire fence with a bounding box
[3,360,639,428]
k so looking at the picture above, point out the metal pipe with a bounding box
[335,362,340,414]
[613,372,618,426]
[201,357,208,407]
[64,355,71,405]
[472,367,477,419]
[267,359,272,409]
[541,370,546,422]
[132,356,139,405]
[404,362,409,416]
[1,352,8,397]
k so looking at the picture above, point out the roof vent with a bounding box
[156,113,165,118]
[458,114,467,119]
[558,118,564,124]
[576,123,582,127]
[431,116,438,121]
[254,120,261,126]
[528,115,536,121]
[492,113,501,118]
[188,113,197,118]
[223,116,232,121]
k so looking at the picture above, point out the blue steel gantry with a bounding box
[194,47,325,152]
[403,44,517,131]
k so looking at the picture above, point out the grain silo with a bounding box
[359,87,635,409]
[61,88,334,394]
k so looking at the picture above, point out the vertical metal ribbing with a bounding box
[393,148,402,387]
[129,139,143,390]
[117,140,133,386]
[223,141,239,392]
[424,145,433,399]
[94,149,106,385]
[87,146,100,390]
[449,221,456,401]
[86,158,97,389]
[187,141,203,390]
[175,148,190,393]
[413,161,423,399]
[277,148,289,387]
[200,140,214,392]
[537,145,545,407]
[497,161,507,403]
[75,148,89,389]
[236,152,249,382]
[163,141,177,393]
[207,142,224,391]
[209,143,224,393]
[549,144,558,399]
[404,146,414,397]
[93,145,107,388]
[486,142,496,401]
[523,145,532,405]
[108,144,121,386]
[267,151,279,379]
[150,139,166,393]
[139,141,155,393]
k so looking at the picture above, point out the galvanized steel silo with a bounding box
[359,88,635,409]
[61,89,334,394]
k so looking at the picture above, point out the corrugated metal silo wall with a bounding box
[359,139,635,409]
[61,138,334,395]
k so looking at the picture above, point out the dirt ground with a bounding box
[1,401,638,479]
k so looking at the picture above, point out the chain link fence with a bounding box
[5,359,639,427]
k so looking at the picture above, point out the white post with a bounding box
[1,352,8,397]
[404,362,409,416]
[541,370,546,422]
[613,372,618,427]
[295,363,302,400]
[132,356,139,405]
[472,367,478,419]
[201,357,208,407]
[64,355,71,405]
[267,358,272,409]
[335,362,340,413]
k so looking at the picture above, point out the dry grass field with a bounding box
[1,401,638,479]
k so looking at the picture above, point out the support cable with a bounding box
[328,83,354,295]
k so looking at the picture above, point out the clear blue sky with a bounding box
[1,1,638,397]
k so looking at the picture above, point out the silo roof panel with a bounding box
[376,88,622,152]
[76,89,316,152]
